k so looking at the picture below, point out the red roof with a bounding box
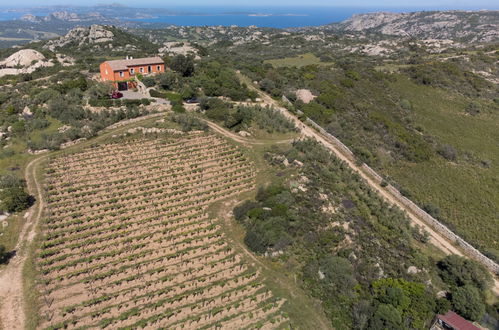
[437,311,480,330]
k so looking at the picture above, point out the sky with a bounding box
[1,0,498,8]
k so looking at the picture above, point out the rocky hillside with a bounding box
[327,10,499,43]
[42,25,158,55]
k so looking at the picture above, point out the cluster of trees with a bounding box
[200,98,295,134]
[437,255,492,321]
[148,56,257,103]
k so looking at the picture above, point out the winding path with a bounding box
[0,112,168,330]
[0,155,46,330]
[203,120,296,146]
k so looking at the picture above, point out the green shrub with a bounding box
[168,113,207,131]
[451,285,485,321]
[437,255,492,290]
[141,76,156,88]
[171,102,186,113]
[0,175,32,213]
[149,89,168,98]
[171,54,195,77]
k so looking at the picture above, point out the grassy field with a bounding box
[264,53,333,68]
[383,77,499,256]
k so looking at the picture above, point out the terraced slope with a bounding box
[36,132,287,329]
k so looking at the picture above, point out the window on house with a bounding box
[139,67,144,73]
[157,65,161,71]
[119,71,124,77]
[130,68,135,74]
[148,65,152,73]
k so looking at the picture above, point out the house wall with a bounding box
[113,70,131,81]
[127,63,165,76]
[100,62,165,83]
[99,62,117,82]
[100,61,166,90]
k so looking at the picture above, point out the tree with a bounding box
[171,54,195,77]
[370,304,402,330]
[0,175,32,213]
[158,71,177,90]
[180,85,195,100]
[438,255,492,290]
[0,186,30,213]
[452,285,485,321]
[435,298,452,314]
[319,256,357,296]
[141,76,156,88]
[85,82,114,99]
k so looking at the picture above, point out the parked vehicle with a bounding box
[111,91,123,99]
[185,97,199,104]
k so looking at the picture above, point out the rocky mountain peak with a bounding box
[344,12,404,31]
[43,24,115,51]
[334,10,499,43]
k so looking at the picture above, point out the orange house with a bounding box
[100,56,165,91]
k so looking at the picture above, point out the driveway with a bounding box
[121,90,147,100]
[120,91,169,105]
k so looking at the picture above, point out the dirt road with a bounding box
[0,156,46,330]
[238,76,499,295]
[204,120,295,146]
[0,112,170,330]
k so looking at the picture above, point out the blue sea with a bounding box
[0,5,497,28]
[126,5,489,28]
[129,6,386,28]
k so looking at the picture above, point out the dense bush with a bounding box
[157,71,178,90]
[437,144,458,162]
[0,175,32,213]
[168,113,208,132]
[451,285,486,321]
[437,255,492,290]
[141,76,156,88]
[200,98,295,134]
[171,54,195,77]
[149,89,168,98]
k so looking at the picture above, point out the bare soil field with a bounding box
[34,131,288,329]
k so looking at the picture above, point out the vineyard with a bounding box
[35,131,288,329]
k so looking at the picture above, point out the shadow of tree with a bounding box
[0,247,16,265]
